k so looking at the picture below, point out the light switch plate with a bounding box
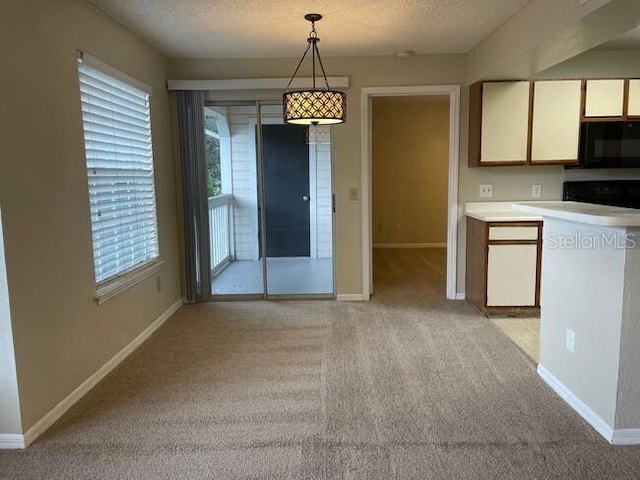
[349,187,359,201]
[532,184,542,198]
[566,329,575,354]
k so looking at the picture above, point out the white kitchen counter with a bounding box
[465,202,542,222]
[513,201,640,227]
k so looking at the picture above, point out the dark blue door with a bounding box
[262,124,310,257]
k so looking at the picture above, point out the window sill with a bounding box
[95,259,164,305]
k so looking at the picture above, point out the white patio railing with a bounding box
[208,194,234,276]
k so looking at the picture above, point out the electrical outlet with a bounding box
[479,184,493,198]
[349,187,359,201]
[566,329,575,354]
[532,184,542,198]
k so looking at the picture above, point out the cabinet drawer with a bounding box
[489,226,539,241]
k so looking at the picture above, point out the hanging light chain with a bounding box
[284,17,331,92]
[313,42,331,91]
[284,41,312,92]
[309,19,318,39]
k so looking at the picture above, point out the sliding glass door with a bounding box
[206,102,264,296]
[207,101,334,299]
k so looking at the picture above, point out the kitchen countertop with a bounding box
[513,201,640,227]
[465,202,543,222]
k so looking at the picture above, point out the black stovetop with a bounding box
[563,180,640,209]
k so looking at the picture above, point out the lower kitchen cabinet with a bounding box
[466,217,542,316]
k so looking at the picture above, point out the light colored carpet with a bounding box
[1,248,640,479]
[492,318,541,363]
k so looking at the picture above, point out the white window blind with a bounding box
[78,55,159,285]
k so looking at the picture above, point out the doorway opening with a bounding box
[205,101,335,299]
[371,95,450,296]
[361,86,461,300]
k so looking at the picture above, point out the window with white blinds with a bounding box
[77,54,159,285]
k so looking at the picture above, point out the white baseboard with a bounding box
[539,365,640,445]
[336,294,367,301]
[19,299,183,448]
[373,243,446,249]
[611,429,640,445]
[0,435,25,449]
[455,292,465,300]
[537,364,615,443]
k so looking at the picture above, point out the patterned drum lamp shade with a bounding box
[283,90,346,125]
[283,14,346,126]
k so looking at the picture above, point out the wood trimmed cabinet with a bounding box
[477,81,531,165]
[628,79,640,116]
[530,80,582,164]
[583,78,640,120]
[465,217,542,317]
[584,79,625,118]
[469,80,581,167]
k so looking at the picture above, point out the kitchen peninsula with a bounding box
[513,201,640,445]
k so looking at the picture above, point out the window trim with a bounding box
[77,51,162,303]
[77,50,152,95]
[95,259,164,305]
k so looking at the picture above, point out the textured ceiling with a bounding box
[597,25,640,50]
[87,0,532,58]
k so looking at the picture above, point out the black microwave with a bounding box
[571,121,640,169]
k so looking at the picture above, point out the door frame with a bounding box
[361,85,461,300]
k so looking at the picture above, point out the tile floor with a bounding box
[491,318,540,363]
[212,257,333,295]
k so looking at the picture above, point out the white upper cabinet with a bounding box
[584,79,625,117]
[470,77,640,168]
[530,80,582,163]
[628,80,640,117]
[480,81,530,163]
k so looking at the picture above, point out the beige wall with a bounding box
[0,0,181,432]
[169,56,566,296]
[372,98,449,245]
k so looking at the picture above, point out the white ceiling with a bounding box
[87,0,533,59]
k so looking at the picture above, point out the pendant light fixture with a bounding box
[283,14,346,125]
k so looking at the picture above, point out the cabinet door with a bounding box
[530,80,582,163]
[487,244,537,306]
[628,79,640,117]
[480,81,530,163]
[584,79,624,117]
